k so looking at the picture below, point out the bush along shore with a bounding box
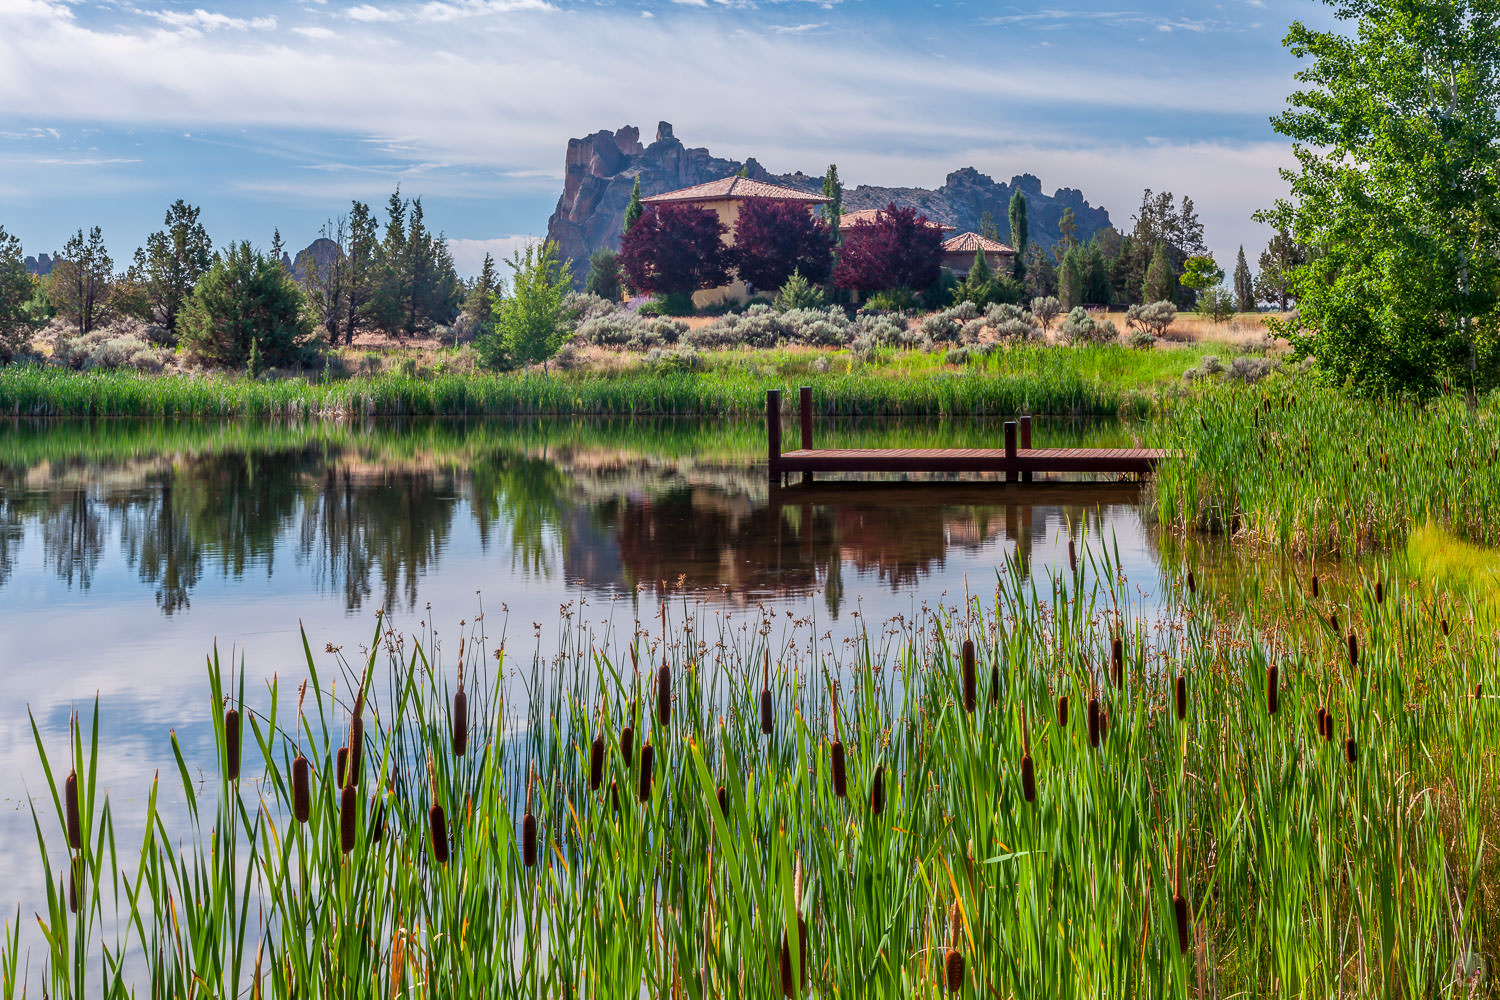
[11,550,1493,998]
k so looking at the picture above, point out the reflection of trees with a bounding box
[468,454,573,579]
[41,488,104,591]
[118,477,203,615]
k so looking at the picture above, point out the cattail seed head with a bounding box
[452,688,468,757]
[1330,611,1339,633]
[1375,577,1383,604]
[1344,735,1357,765]
[369,798,386,843]
[1068,538,1077,572]
[656,662,671,728]
[1316,706,1327,739]
[961,639,976,714]
[225,708,241,783]
[339,784,357,854]
[1173,893,1191,954]
[830,740,846,798]
[337,747,349,787]
[778,916,808,997]
[1475,683,1482,700]
[989,660,1000,705]
[1347,631,1359,668]
[716,784,728,816]
[870,764,885,816]
[1056,694,1069,728]
[945,947,964,991]
[1441,617,1450,636]
[1175,673,1187,723]
[1266,665,1279,715]
[1087,697,1101,749]
[1311,573,1319,598]
[68,857,81,914]
[1322,710,1335,742]
[522,812,537,868]
[1021,753,1036,803]
[588,734,605,792]
[620,725,634,766]
[638,743,654,802]
[1111,638,1124,688]
[64,769,81,851]
[1186,570,1196,595]
[428,804,449,864]
[347,714,364,789]
[292,755,310,823]
[760,689,774,735]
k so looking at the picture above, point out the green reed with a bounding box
[1150,385,1500,558]
[9,544,1494,998]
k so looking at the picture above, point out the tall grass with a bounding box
[9,545,1492,997]
[1149,385,1500,558]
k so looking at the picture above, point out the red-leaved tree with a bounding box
[731,199,834,291]
[832,204,944,293]
[618,203,731,297]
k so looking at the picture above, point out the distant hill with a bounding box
[25,254,53,277]
[544,122,1114,271]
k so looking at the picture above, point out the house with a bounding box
[642,176,830,307]
[940,232,1017,278]
[837,209,955,235]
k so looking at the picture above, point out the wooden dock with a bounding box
[766,388,1169,484]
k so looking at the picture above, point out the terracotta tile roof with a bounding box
[838,208,955,232]
[942,231,1017,254]
[642,176,830,204]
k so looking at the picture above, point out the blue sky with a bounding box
[0,0,1329,275]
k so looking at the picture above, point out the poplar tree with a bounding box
[1008,190,1029,280]
[1233,245,1255,313]
[623,177,644,234]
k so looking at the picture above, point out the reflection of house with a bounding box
[941,232,1017,278]
[642,176,830,308]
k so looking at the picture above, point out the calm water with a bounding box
[0,415,1168,928]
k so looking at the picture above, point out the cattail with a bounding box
[1100,707,1110,743]
[638,743,655,802]
[989,657,1000,706]
[944,901,965,992]
[961,639,976,713]
[588,733,605,792]
[1111,637,1124,688]
[1344,734,1357,765]
[1186,570,1196,595]
[1315,706,1327,739]
[1330,611,1339,634]
[64,769,81,851]
[1266,665,1279,715]
[225,707,241,782]
[716,784,729,816]
[1347,631,1358,668]
[369,797,386,843]
[1375,577,1383,604]
[336,746,350,788]
[452,688,468,757]
[870,763,885,816]
[609,780,619,813]
[339,784,357,854]
[621,715,635,767]
[830,688,846,798]
[1441,617,1450,636]
[1172,836,1191,954]
[68,856,81,914]
[1068,537,1077,572]
[522,772,538,868]
[1020,711,1036,803]
[1322,710,1335,742]
[1311,573,1319,598]
[760,653,774,736]
[1475,683,1482,700]
[292,755,310,823]
[1174,673,1187,723]
[1056,693,1069,728]
[780,857,809,997]
[656,661,672,728]
[427,755,449,865]
[1087,695,1101,749]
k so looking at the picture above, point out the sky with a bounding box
[0,0,1331,277]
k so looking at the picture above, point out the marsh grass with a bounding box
[7,541,1495,998]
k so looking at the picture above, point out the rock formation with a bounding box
[544,123,1114,274]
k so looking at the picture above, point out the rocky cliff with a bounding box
[544,122,1114,272]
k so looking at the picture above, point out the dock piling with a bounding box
[1004,421,1018,483]
[1020,415,1033,482]
[766,389,782,484]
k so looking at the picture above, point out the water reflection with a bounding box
[0,419,1153,617]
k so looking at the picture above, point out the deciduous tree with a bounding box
[618,203,731,298]
[832,204,943,294]
[476,241,574,372]
[732,199,833,291]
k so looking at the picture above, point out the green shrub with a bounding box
[179,242,314,372]
[865,287,920,313]
[773,270,826,312]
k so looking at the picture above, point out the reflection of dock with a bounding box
[766,388,1169,484]
[766,480,1145,507]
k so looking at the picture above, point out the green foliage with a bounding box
[1007,189,1029,258]
[623,176,644,234]
[476,241,574,372]
[1254,229,1304,312]
[1058,244,1086,309]
[864,287,920,313]
[951,248,1010,309]
[135,200,213,339]
[1233,245,1256,313]
[0,226,43,363]
[1180,255,1224,296]
[465,252,502,328]
[1144,242,1178,305]
[47,227,113,335]
[1259,0,1500,394]
[344,201,380,346]
[368,191,462,339]
[821,165,843,240]
[1198,285,1236,324]
[1125,300,1176,340]
[773,270,826,312]
[584,248,621,302]
[1029,295,1062,333]
[178,242,314,372]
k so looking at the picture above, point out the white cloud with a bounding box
[144,8,278,32]
[292,25,338,38]
[345,3,402,21]
[446,235,541,275]
[769,22,822,33]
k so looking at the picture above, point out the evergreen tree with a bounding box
[136,199,213,339]
[1021,243,1056,300]
[344,201,379,344]
[821,165,843,242]
[1054,207,1078,263]
[465,252,501,327]
[270,228,287,270]
[1254,229,1306,311]
[179,242,312,371]
[584,248,621,301]
[1008,190,1029,280]
[297,216,348,343]
[1143,242,1177,304]
[0,225,43,363]
[1233,245,1255,313]
[623,177,644,234]
[1058,244,1086,309]
[48,227,113,334]
[979,211,1000,242]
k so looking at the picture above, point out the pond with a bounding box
[0,415,1169,927]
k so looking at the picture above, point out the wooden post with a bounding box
[799,386,814,450]
[1020,415,1033,482]
[767,390,782,484]
[1004,420,1017,483]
